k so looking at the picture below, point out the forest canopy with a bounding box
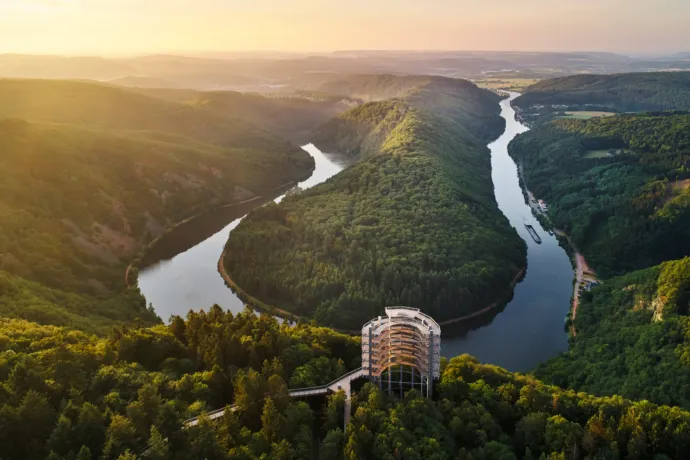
[536,257,690,410]
[509,112,690,278]
[4,306,690,459]
[224,77,526,329]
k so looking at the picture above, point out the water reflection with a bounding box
[138,144,351,321]
[439,93,573,372]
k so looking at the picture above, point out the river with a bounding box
[440,93,572,372]
[139,92,573,373]
[138,144,352,321]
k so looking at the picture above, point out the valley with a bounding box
[3,47,690,459]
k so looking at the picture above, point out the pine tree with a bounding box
[76,446,93,460]
[261,398,284,444]
[147,426,170,460]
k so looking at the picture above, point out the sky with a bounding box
[0,0,688,55]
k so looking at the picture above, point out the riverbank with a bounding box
[220,239,527,333]
[125,180,303,289]
[516,162,598,337]
[217,244,362,334]
[437,267,526,326]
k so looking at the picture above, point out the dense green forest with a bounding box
[509,112,690,278]
[343,355,690,460]
[0,308,359,459]
[515,71,690,112]
[0,79,315,331]
[5,74,690,460]
[5,306,690,459]
[224,78,525,329]
[536,257,690,409]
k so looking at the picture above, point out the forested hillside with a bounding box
[315,77,506,152]
[317,74,440,101]
[0,308,360,460]
[186,91,357,144]
[515,71,690,112]
[224,78,525,329]
[0,79,299,152]
[536,257,690,409]
[0,79,315,331]
[509,112,690,278]
[343,355,690,460]
[4,307,690,459]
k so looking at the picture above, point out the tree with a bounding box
[234,369,265,430]
[515,412,548,456]
[76,446,93,460]
[545,416,582,458]
[187,417,225,460]
[261,398,285,444]
[76,402,106,455]
[17,390,56,459]
[325,391,347,432]
[48,415,75,456]
[270,439,295,460]
[321,429,345,460]
[101,415,139,460]
[147,426,170,460]
[116,450,137,460]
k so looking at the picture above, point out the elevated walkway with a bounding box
[183,367,366,428]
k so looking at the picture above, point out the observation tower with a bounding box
[361,307,441,398]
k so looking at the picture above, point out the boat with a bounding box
[523,219,542,244]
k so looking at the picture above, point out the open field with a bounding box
[473,78,540,92]
[583,149,614,159]
[670,178,690,191]
[562,111,616,119]
[664,178,690,204]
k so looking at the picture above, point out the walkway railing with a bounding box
[183,367,366,428]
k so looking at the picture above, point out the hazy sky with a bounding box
[1,0,688,55]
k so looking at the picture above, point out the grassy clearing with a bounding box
[584,149,616,159]
[563,111,616,119]
[473,78,540,92]
[670,179,690,191]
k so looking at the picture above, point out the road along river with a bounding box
[139,93,574,373]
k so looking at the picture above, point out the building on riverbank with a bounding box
[361,307,441,398]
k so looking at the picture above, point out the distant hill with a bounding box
[187,91,358,144]
[0,79,318,332]
[0,54,134,80]
[224,78,525,328]
[0,79,300,152]
[316,75,505,147]
[515,71,690,112]
[108,75,179,88]
[317,74,438,101]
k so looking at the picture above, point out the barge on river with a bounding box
[524,219,542,244]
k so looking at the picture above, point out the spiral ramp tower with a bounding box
[361,307,441,398]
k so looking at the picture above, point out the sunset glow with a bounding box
[1,0,688,55]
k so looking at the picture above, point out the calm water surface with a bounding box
[440,93,573,372]
[139,94,573,372]
[138,144,351,321]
